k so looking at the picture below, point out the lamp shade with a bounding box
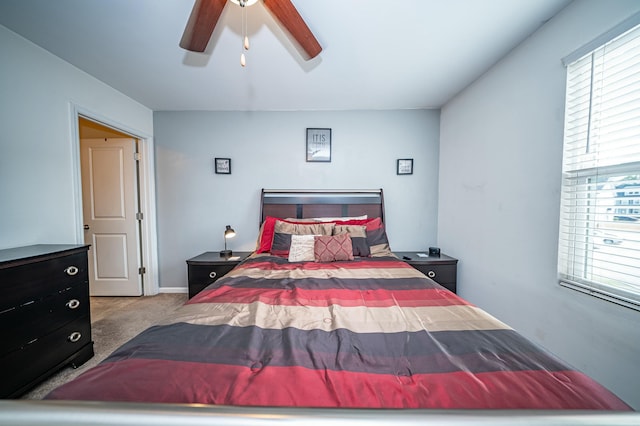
[224,225,236,239]
[221,225,236,257]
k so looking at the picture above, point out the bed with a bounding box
[42,189,630,411]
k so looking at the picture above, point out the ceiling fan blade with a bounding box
[263,0,322,60]
[180,0,227,52]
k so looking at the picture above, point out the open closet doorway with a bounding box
[79,117,143,296]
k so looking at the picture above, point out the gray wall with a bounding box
[3,2,638,409]
[0,25,153,250]
[153,109,440,290]
[438,0,640,409]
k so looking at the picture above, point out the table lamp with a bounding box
[220,225,236,257]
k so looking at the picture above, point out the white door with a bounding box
[81,138,142,296]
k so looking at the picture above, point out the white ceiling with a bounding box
[0,0,571,111]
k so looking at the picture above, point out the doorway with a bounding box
[77,117,151,296]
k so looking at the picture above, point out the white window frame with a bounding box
[558,13,640,311]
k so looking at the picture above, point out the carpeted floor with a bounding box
[20,293,187,400]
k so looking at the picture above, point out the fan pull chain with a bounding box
[240,1,249,67]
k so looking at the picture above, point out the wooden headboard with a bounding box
[260,189,384,225]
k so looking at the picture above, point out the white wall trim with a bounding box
[159,287,188,294]
[137,132,160,296]
[69,103,159,296]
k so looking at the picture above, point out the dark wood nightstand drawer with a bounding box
[410,263,456,285]
[186,252,252,299]
[394,252,458,294]
[188,263,238,298]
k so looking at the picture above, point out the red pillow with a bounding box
[256,217,323,253]
[256,217,278,253]
[257,216,380,254]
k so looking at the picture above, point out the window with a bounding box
[558,19,640,310]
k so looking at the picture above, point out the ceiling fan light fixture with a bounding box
[180,0,322,60]
[235,0,253,67]
[230,0,259,7]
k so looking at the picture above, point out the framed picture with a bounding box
[214,158,231,174]
[397,158,413,175]
[306,128,331,162]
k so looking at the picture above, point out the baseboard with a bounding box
[158,287,188,294]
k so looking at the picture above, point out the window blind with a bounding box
[559,23,640,310]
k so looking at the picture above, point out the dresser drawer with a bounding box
[0,315,93,398]
[0,252,88,312]
[0,284,89,355]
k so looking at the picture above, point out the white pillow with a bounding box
[288,234,317,262]
[312,215,368,222]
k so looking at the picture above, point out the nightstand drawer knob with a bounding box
[65,266,79,276]
[427,270,436,278]
[209,271,217,279]
[68,332,82,343]
[66,299,81,309]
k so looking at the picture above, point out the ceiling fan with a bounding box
[179,0,322,60]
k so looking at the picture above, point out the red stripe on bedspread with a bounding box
[47,358,630,410]
[190,286,466,307]
[236,258,412,271]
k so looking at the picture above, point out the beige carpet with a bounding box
[21,293,187,400]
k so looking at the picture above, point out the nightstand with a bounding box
[186,251,252,299]
[394,251,458,293]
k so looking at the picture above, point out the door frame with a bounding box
[69,104,159,296]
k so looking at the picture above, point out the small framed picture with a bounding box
[306,128,331,162]
[397,159,413,175]
[214,158,231,174]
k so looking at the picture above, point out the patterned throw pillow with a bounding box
[271,221,335,257]
[314,234,354,262]
[333,224,370,257]
[288,234,317,262]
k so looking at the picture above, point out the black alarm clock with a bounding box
[428,247,441,257]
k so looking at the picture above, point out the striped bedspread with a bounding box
[47,254,630,409]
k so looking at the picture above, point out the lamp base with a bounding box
[220,249,232,258]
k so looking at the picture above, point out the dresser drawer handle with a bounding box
[209,271,217,279]
[65,266,79,276]
[427,270,436,279]
[68,332,82,343]
[66,299,81,309]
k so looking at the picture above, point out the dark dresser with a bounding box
[0,244,94,398]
